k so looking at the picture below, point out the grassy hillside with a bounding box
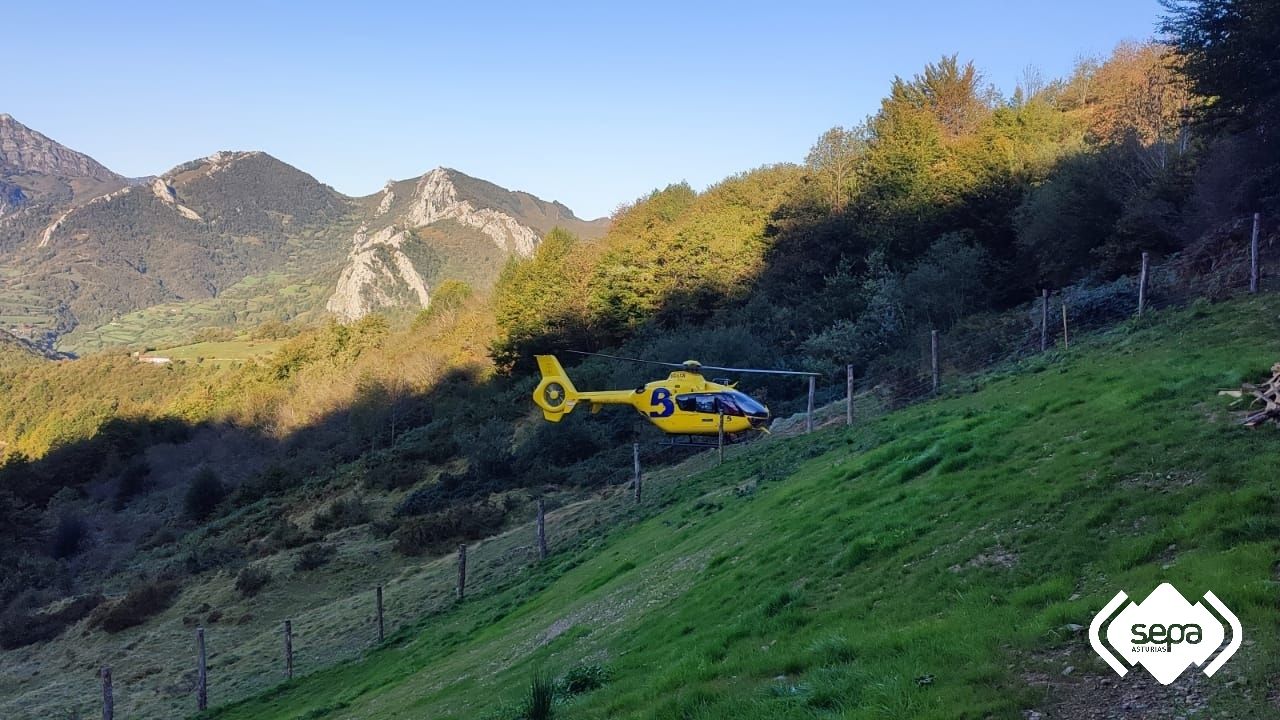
[157,338,287,364]
[200,294,1279,720]
[4,10,1279,718]
[60,272,332,354]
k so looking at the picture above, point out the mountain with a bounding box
[327,168,608,320]
[0,146,356,349]
[0,113,128,213]
[0,115,608,351]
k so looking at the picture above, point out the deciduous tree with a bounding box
[805,125,866,212]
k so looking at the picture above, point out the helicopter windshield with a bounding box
[676,391,768,417]
[723,390,767,416]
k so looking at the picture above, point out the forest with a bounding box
[1,0,1277,655]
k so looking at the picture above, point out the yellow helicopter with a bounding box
[532,351,818,445]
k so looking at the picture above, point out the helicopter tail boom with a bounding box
[533,355,581,421]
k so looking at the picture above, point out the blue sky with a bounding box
[6,1,1164,218]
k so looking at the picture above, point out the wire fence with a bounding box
[760,212,1275,433]
[26,214,1276,720]
[18,454,716,720]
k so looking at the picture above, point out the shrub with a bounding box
[182,538,244,574]
[560,663,612,695]
[294,543,337,572]
[0,555,61,613]
[266,520,313,552]
[236,465,293,504]
[393,423,460,466]
[114,460,151,510]
[514,421,600,469]
[311,498,371,533]
[235,567,271,598]
[464,423,516,481]
[90,580,180,633]
[0,593,103,649]
[50,514,86,559]
[184,468,225,521]
[1060,276,1140,329]
[423,434,460,465]
[396,469,507,516]
[392,502,506,556]
[396,481,451,517]
[941,310,1035,373]
[362,457,422,491]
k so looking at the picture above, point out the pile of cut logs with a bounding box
[1242,363,1280,427]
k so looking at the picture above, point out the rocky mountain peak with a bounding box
[406,167,542,255]
[325,166,603,322]
[325,168,534,321]
[0,113,122,182]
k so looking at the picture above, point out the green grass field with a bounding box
[58,273,331,354]
[157,338,286,364]
[197,295,1280,720]
[0,266,64,339]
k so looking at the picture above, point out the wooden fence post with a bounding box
[805,375,816,433]
[1138,252,1149,316]
[846,364,854,427]
[1040,289,1049,351]
[536,500,547,561]
[717,411,725,466]
[1061,304,1070,350]
[284,620,293,679]
[930,330,940,393]
[101,666,113,720]
[632,442,641,504]
[456,544,467,601]
[1251,212,1261,293]
[196,627,208,711]
[375,586,385,643]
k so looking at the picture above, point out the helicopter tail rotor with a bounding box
[533,355,581,421]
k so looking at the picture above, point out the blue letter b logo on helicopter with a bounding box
[648,387,674,417]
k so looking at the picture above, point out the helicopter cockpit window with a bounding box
[675,393,763,416]
[715,395,743,415]
[676,394,727,414]
[725,390,767,416]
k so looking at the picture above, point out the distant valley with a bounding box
[0,114,607,353]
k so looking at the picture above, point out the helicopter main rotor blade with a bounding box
[563,350,685,369]
[563,350,820,377]
[696,364,821,377]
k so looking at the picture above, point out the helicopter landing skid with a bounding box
[659,434,745,449]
